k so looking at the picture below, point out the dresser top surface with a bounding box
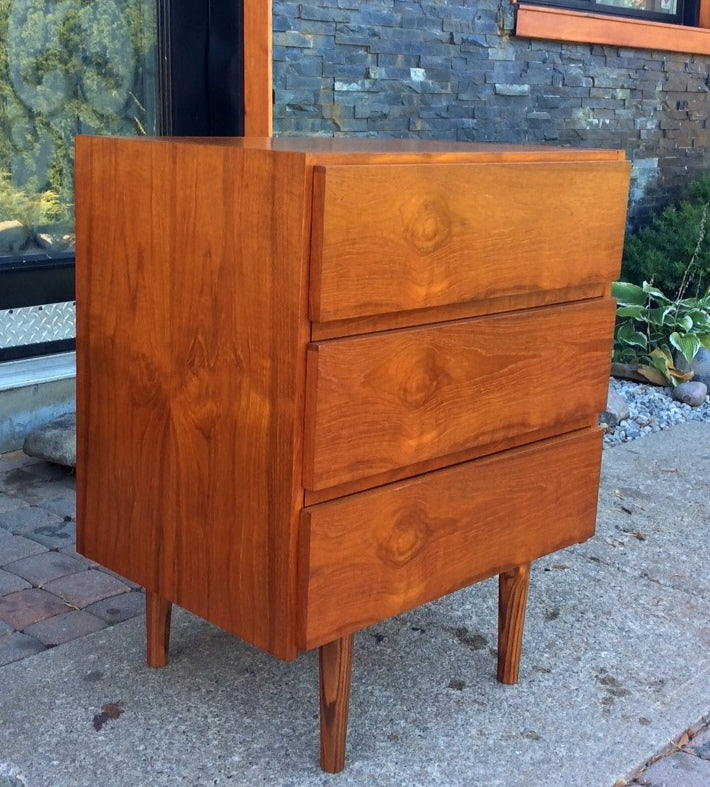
[77,135,627,164]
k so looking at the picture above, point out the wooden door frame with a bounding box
[244,0,272,136]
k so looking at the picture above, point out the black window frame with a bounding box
[158,0,245,137]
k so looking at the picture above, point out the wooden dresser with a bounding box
[75,137,630,772]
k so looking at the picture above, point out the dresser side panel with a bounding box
[75,138,309,659]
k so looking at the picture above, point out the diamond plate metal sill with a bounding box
[0,302,76,349]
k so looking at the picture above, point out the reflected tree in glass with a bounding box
[0,0,158,257]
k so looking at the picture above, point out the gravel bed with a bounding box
[604,377,710,446]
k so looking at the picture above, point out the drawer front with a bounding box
[309,160,630,322]
[303,298,615,492]
[300,428,601,649]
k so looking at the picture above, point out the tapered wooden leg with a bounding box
[319,634,354,773]
[497,562,531,685]
[146,591,172,668]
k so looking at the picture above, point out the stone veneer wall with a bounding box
[272,0,710,227]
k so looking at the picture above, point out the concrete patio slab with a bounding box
[0,424,708,786]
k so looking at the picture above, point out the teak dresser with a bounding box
[75,137,630,772]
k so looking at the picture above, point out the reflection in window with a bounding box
[0,0,158,260]
[521,0,691,24]
[597,0,677,13]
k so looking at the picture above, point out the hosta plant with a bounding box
[612,280,710,386]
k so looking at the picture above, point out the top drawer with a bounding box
[309,160,630,323]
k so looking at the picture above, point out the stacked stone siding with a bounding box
[272,0,710,226]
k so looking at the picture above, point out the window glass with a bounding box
[597,0,677,14]
[523,0,688,24]
[0,0,158,261]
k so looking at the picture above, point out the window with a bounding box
[522,0,697,25]
[0,0,160,360]
[0,0,245,361]
[0,1,160,266]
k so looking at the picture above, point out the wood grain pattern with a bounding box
[516,4,710,56]
[272,137,625,161]
[75,138,310,660]
[146,592,172,668]
[243,0,272,136]
[497,564,531,685]
[304,299,616,492]
[319,635,354,773]
[303,419,595,507]
[310,161,630,322]
[310,283,606,341]
[300,428,602,650]
[75,138,631,773]
[702,0,710,30]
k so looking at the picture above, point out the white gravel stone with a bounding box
[604,378,710,446]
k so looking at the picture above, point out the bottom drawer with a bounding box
[299,428,602,650]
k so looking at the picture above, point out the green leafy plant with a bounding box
[612,280,710,386]
[614,193,710,386]
[622,174,710,299]
[0,171,67,230]
[0,0,157,239]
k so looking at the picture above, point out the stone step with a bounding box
[22,412,76,468]
[0,352,76,453]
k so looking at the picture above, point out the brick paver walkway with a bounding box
[0,450,144,665]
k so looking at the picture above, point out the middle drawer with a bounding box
[303,299,615,493]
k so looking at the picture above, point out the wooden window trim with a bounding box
[244,0,272,136]
[516,3,710,55]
